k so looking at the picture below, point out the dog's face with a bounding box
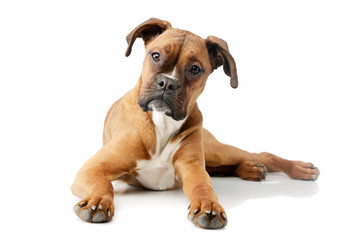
[125,18,238,121]
[138,29,213,120]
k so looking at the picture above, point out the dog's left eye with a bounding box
[189,65,201,75]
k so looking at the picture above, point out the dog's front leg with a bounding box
[71,136,141,223]
[174,129,227,229]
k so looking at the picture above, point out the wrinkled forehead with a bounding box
[148,29,186,46]
[146,29,210,66]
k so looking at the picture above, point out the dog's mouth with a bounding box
[138,96,186,121]
[138,75,187,121]
[147,99,173,116]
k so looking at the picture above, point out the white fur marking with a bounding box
[164,67,178,81]
[135,111,186,190]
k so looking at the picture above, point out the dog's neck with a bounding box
[151,110,186,153]
[130,77,193,153]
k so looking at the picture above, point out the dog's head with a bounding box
[125,18,238,121]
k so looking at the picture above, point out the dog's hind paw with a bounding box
[235,161,267,181]
[287,161,320,181]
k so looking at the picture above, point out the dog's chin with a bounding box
[139,98,187,121]
[147,99,173,117]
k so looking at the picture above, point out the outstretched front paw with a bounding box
[73,195,114,223]
[187,198,227,229]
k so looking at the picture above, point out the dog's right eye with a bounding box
[151,52,161,62]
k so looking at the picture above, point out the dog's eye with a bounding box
[151,52,161,62]
[189,65,201,75]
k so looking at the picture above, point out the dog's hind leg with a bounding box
[203,129,320,181]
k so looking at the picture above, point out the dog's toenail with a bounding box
[91,206,96,211]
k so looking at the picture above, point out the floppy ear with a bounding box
[125,18,172,57]
[206,36,238,88]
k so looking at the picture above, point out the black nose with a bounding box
[156,77,178,91]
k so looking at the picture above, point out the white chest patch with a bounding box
[135,111,186,190]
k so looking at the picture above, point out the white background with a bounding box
[1,0,359,239]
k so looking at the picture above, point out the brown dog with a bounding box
[71,18,320,229]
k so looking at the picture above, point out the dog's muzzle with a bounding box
[138,76,186,121]
[147,99,173,115]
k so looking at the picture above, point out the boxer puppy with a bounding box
[71,18,320,229]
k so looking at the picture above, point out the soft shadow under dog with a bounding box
[212,172,320,209]
[112,172,319,210]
